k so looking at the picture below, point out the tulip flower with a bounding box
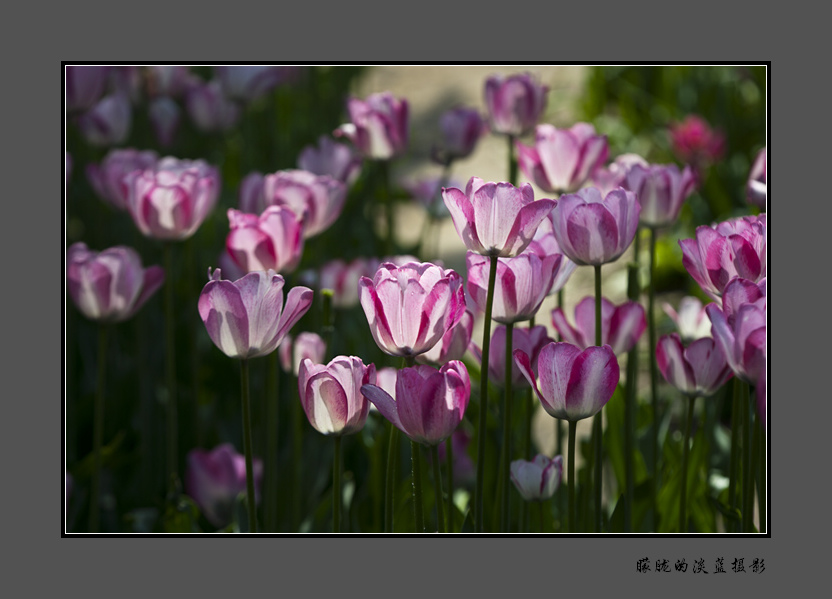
[185,78,241,133]
[483,72,548,137]
[656,333,733,397]
[623,163,696,228]
[148,96,180,148]
[86,148,159,211]
[516,123,609,194]
[551,296,646,355]
[550,187,640,266]
[146,65,192,98]
[319,257,380,309]
[124,156,220,241]
[215,65,286,102]
[747,147,767,209]
[185,443,263,529]
[335,92,409,160]
[66,65,110,113]
[705,295,766,385]
[669,114,725,170]
[279,332,327,376]
[442,177,556,258]
[510,454,563,501]
[471,325,553,387]
[361,361,471,447]
[662,296,713,342]
[721,276,766,323]
[298,135,363,186]
[523,213,577,296]
[77,92,132,147]
[417,309,474,366]
[402,176,458,219]
[66,242,164,323]
[226,206,305,274]
[467,251,562,324]
[198,268,313,360]
[432,106,486,165]
[358,261,465,358]
[298,356,375,436]
[515,342,619,423]
[259,170,347,238]
[591,153,648,195]
[679,214,766,301]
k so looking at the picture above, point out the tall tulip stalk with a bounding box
[198,269,313,532]
[442,178,554,531]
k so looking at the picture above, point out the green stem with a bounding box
[593,264,603,532]
[742,381,753,532]
[568,420,577,533]
[379,160,394,256]
[445,437,454,533]
[501,322,514,532]
[321,289,334,355]
[240,359,258,533]
[754,392,765,533]
[412,441,425,532]
[508,134,518,186]
[476,255,499,532]
[384,424,399,533]
[680,396,696,532]
[89,324,109,533]
[728,378,741,532]
[431,445,446,533]
[265,353,279,532]
[292,375,303,529]
[647,227,659,531]
[333,435,342,533]
[163,242,179,495]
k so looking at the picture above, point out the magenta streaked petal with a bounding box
[564,345,619,421]
[537,342,581,419]
[197,279,250,358]
[656,333,695,393]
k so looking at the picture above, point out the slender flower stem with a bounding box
[741,381,753,532]
[163,242,179,495]
[624,261,640,532]
[431,445,446,533]
[445,437,454,533]
[89,324,109,533]
[265,353,279,532]
[501,322,515,532]
[593,264,603,532]
[379,160,394,256]
[384,424,399,533]
[568,420,577,533]
[321,289,335,354]
[412,441,425,532]
[508,134,518,186]
[647,227,659,530]
[754,392,765,533]
[333,434,342,533]
[240,359,258,533]
[292,377,303,529]
[680,396,696,533]
[476,255,499,532]
[728,378,741,532]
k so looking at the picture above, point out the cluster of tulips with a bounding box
[65,66,766,534]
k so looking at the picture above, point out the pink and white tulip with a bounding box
[66,242,164,323]
[77,92,132,147]
[298,356,375,436]
[298,135,362,186]
[433,106,486,164]
[510,454,563,501]
[215,66,286,102]
[467,251,562,324]
[86,148,159,211]
[185,443,263,528]
[335,92,409,160]
[66,66,110,113]
[519,213,577,296]
[705,301,766,385]
[125,156,220,241]
[514,342,620,422]
[747,147,767,209]
[261,170,347,238]
[516,123,608,194]
[279,332,327,375]
[320,257,380,309]
[483,73,548,136]
[198,268,313,360]
[358,261,466,358]
[185,78,241,133]
[471,325,553,388]
[442,177,556,257]
[551,296,646,355]
[662,296,713,342]
[417,309,475,366]
[226,206,304,274]
[623,163,696,228]
[591,153,648,195]
[679,214,766,301]
[656,333,733,397]
[361,361,471,446]
[550,187,640,266]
